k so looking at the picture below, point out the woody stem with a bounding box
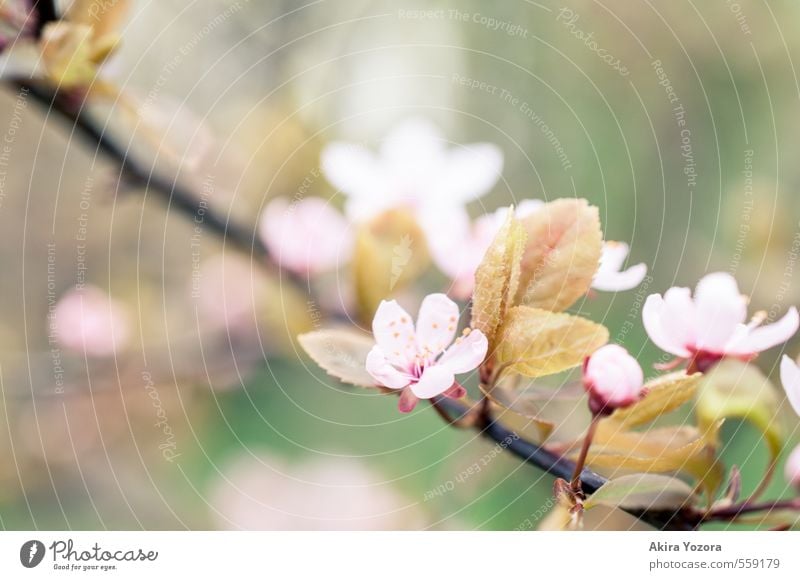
[570,414,601,492]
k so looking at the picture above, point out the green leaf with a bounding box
[585,474,696,511]
[495,306,608,377]
[516,198,602,312]
[297,329,376,387]
[696,359,783,461]
[471,210,526,345]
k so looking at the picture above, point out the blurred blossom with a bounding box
[785,444,800,489]
[643,273,799,370]
[259,197,352,275]
[366,293,487,412]
[321,117,503,227]
[196,253,265,334]
[780,355,800,417]
[582,344,644,414]
[591,241,647,292]
[53,285,130,357]
[209,454,425,530]
[426,200,542,299]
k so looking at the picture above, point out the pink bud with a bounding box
[786,444,800,489]
[583,344,644,414]
[52,285,130,357]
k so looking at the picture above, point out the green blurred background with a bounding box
[1,0,799,530]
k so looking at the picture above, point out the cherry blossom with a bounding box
[582,344,644,414]
[425,200,543,299]
[780,355,800,417]
[259,197,352,275]
[591,241,647,292]
[365,293,488,412]
[52,285,130,357]
[643,272,799,371]
[785,444,800,489]
[320,118,503,226]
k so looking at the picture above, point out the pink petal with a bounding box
[415,293,460,355]
[443,382,467,399]
[785,443,800,487]
[584,345,643,406]
[397,388,420,413]
[726,307,799,356]
[410,365,456,399]
[259,197,352,274]
[780,355,800,417]
[435,143,503,204]
[438,329,488,374]
[642,292,692,358]
[516,199,544,218]
[365,346,411,390]
[693,272,747,352]
[371,300,416,367]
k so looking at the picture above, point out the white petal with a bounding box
[598,241,630,274]
[438,329,488,374]
[371,300,416,367]
[259,197,352,274]
[693,272,747,352]
[435,143,504,204]
[780,355,800,417]
[365,347,412,390]
[409,365,455,399]
[415,294,459,355]
[320,142,382,199]
[585,345,643,405]
[380,118,444,167]
[642,291,693,357]
[785,443,800,487]
[727,308,800,356]
[515,199,544,218]
[592,263,647,292]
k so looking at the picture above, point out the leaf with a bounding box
[584,474,696,511]
[495,306,608,377]
[471,210,526,345]
[352,209,429,322]
[696,359,783,461]
[608,372,702,429]
[516,198,602,312]
[40,22,98,88]
[297,329,376,387]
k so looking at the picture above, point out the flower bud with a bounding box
[583,344,644,415]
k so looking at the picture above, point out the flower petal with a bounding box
[320,142,382,200]
[435,143,503,203]
[727,307,800,356]
[592,263,647,292]
[365,346,412,390]
[397,388,420,413]
[642,290,693,357]
[438,329,488,374]
[693,272,747,352]
[371,300,416,367]
[410,365,456,399]
[780,355,800,417]
[415,293,460,355]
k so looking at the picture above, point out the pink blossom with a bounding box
[425,200,543,299]
[52,285,130,357]
[592,241,647,292]
[365,293,488,412]
[321,118,503,226]
[259,197,352,275]
[582,344,644,414]
[643,272,799,371]
[785,444,800,489]
[780,355,800,417]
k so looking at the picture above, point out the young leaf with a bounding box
[495,306,608,377]
[352,209,429,321]
[516,198,602,312]
[471,210,526,345]
[584,474,695,511]
[297,328,376,387]
[696,359,783,460]
[608,371,702,429]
